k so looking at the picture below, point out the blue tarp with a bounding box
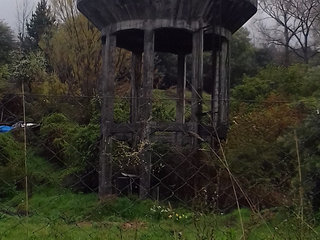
[0,126,13,133]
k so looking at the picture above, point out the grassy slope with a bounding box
[1,188,319,239]
[1,89,319,239]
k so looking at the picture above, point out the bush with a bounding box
[40,113,77,166]
[0,132,24,198]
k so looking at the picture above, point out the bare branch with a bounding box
[15,0,34,41]
[258,0,320,64]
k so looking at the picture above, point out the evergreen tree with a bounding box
[0,21,15,65]
[25,0,55,51]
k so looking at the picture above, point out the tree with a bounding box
[231,64,308,102]
[258,0,296,66]
[11,50,48,93]
[230,28,274,87]
[25,0,55,51]
[16,0,33,44]
[258,0,320,65]
[41,0,132,97]
[226,94,304,208]
[0,21,15,65]
[230,28,258,87]
[40,13,101,96]
[289,0,320,63]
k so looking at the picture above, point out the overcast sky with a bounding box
[0,0,38,32]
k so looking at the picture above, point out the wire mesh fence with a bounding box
[0,92,320,239]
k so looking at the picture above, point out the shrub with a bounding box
[0,132,24,198]
[40,113,77,166]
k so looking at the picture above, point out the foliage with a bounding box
[154,28,271,90]
[230,28,257,87]
[150,204,192,222]
[25,0,55,51]
[2,188,319,239]
[231,64,308,102]
[10,50,49,93]
[154,53,177,89]
[0,65,9,98]
[114,99,130,123]
[226,94,303,204]
[152,100,175,122]
[40,0,101,96]
[39,113,100,191]
[283,114,320,212]
[40,113,77,166]
[0,132,56,199]
[0,21,15,65]
[0,133,25,198]
[64,123,99,169]
[3,0,320,235]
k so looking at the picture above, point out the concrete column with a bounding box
[191,28,204,148]
[176,53,186,146]
[130,52,142,123]
[99,32,116,197]
[139,29,155,199]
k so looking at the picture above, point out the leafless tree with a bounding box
[15,0,34,41]
[257,0,320,65]
[51,0,79,23]
[289,0,320,63]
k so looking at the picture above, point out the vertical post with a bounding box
[176,53,186,146]
[226,39,231,127]
[131,52,142,149]
[218,40,228,129]
[212,52,220,126]
[99,32,116,198]
[191,28,204,148]
[211,35,219,147]
[130,52,142,123]
[139,28,155,199]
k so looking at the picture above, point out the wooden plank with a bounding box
[99,31,116,197]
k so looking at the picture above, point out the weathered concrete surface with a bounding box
[77,0,257,34]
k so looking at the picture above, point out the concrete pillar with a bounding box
[176,53,186,146]
[139,29,155,199]
[99,32,116,197]
[191,28,204,148]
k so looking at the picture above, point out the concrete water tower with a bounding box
[77,0,257,198]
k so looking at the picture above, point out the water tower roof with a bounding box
[77,0,257,34]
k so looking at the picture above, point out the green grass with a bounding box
[1,189,320,239]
